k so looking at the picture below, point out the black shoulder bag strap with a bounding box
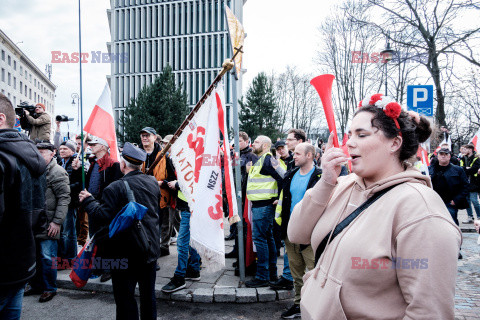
[314,183,402,265]
[123,180,135,202]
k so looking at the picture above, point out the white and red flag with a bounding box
[170,85,239,270]
[83,84,119,161]
[470,128,480,152]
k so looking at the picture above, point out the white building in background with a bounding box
[107,0,244,131]
[0,29,56,114]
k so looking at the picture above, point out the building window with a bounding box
[13,61,16,70]
[34,79,36,87]
[20,66,23,74]
[29,74,32,83]
[29,88,32,99]
[25,70,27,79]
[8,73,11,86]
[25,85,27,97]
[20,81,23,93]
[1,50,4,61]
[13,77,16,89]
[1,68,4,82]
[7,56,11,66]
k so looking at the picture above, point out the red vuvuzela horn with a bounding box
[310,74,339,148]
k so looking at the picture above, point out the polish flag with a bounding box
[83,84,119,161]
[470,128,480,152]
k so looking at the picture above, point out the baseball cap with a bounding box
[162,134,173,143]
[139,127,157,135]
[274,140,286,149]
[88,136,109,148]
[438,148,451,154]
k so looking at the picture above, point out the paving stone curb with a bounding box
[57,273,294,303]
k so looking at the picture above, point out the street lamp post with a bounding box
[380,34,394,96]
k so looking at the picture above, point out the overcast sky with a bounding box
[0,0,333,132]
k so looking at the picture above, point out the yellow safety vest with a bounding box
[275,190,283,226]
[178,190,187,202]
[461,157,479,177]
[279,158,287,171]
[246,152,278,201]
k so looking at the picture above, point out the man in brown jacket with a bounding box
[139,127,175,257]
[24,103,51,142]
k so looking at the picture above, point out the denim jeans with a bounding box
[446,203,459,226]
[59,207,77,261]
[174,210,201,278]
[281,241,293,282]
[251,204,277,281]
[0,284,24,320]
[466,192,480,219]
[30,239,58,293]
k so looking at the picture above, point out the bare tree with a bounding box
[355,0,480,126]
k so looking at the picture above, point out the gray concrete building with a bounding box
[0,29,56,114]
[107,0,244,131]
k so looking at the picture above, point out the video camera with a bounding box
[15,102,38,131]
[56,115,74,122]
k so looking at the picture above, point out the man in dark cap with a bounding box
[79,142,161,320]
[25,142,70,303]
[139,127,175,257]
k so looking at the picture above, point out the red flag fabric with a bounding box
[310,74,339,147]
[83,84,119,161]
[470,128,480,152]
[243,198,255,267]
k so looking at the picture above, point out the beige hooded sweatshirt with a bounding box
[288,167,461,320]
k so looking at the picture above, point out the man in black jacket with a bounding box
[270,143,321,319]
[79,143,161,320]
[0,94,46,319]
[459,144,480,223]
[430,148,469,226]
[57,140,82,263]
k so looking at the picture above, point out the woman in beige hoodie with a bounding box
[288,94,462,320]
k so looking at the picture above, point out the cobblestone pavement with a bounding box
[456,232,480,319]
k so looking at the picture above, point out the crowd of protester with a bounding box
[0,91,471,319]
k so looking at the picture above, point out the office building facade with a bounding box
[107,0,244,131]
[0,29,56,115]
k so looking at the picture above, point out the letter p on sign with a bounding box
[413,88,428,107]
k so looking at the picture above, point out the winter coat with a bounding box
[279,166,321,240]
[82,154,123,234]
[429,163,469,209]
[140,143,176,209]
[460,154,480,192]
[58,156,82,208]
[26,112,51,142]
[82,170,161,264]
[0,129,46,287]
[36,159,70,240]
[288,167,461,320]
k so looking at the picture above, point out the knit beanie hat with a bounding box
[36,103,46,111]
[60,140,77,153]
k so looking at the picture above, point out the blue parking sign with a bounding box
[407,85,434,116]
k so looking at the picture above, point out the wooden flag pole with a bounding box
[146,48,242,175]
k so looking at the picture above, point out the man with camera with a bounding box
[24,103,51,142]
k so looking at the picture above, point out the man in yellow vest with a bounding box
[245,135,284,288]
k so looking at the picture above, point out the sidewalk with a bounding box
[57,209,478,304]
[57,217,294,303]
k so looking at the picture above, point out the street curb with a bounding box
[57,273,294,303]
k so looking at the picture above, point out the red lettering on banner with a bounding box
[176,148,185,157]
[187,127,205,183]
[208,194,224,226]
[184,170,194,182]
